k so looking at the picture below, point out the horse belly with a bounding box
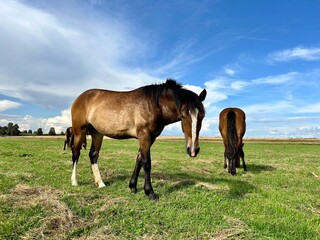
[89,111,137,139]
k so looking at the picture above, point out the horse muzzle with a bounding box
[187,147,200,157]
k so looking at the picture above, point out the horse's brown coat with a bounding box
[219,107,247,175]
[70,79,206,199]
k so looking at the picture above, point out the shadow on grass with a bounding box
[152,171,257,199]
[248,164,276,174]
[79,166,263,199]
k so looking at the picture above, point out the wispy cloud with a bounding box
[268,46,320,62]
[252,72,298,84]
[0,100,21,112]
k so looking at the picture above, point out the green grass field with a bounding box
[0,137,319,239]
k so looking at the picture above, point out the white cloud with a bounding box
[0,0,155,109]
[0,109,71,134]
[252,72,298,84]
[225,68,236,76]
[244,101,295,116]
[0,100,21,112]
[269,46,320,62]
[296,103,320,113]
[230,80,248,90]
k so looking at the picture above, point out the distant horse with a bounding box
[70,79,207,200]
[63,127,86,150]
[219,108,247,175]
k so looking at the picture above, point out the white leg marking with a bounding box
[190,109,198,157]
[71,163,78,186]
[92,163,106,188]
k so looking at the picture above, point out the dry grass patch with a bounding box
[212,216,251,240]
[2,184,84,239]
[96,197,128,213]
[195,181,230,193]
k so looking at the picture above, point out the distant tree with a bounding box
[48,127,56,135]
[7,122,13,136]
[0,126,7,135]
[60,131,64,135]
[5,123,19,136]
[12,124,20,136]
[35,128,43,136]
[28,130,32,134]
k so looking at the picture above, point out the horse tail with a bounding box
[226,110,237,157]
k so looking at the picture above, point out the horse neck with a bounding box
[159,93,181,124]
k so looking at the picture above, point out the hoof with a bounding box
[131,187,138,194]
[71,181,78,186]
[148,192,159,201]
[97,181,106,188]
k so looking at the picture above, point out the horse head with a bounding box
[181,89,207,157]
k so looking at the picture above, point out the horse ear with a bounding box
[199,89,207,102]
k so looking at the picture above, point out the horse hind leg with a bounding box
[71,129,87,186]
[129,149,142,194]
[90,132,106,188]
[71,134,82,186]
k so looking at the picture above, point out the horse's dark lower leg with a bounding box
[235,155,241,168]
[239,149,247,171]
[64,140,67,150]
[129,150,142,193]
[228,158,236,175]
[142,152,158,200]
[224,151,227,169]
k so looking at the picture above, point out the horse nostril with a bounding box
[195,147,200,156]
[187,147,191,155]
[186,147,199,157]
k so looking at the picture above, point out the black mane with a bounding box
[141,79,205,114]
[142,79,182,106]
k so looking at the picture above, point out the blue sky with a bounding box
[0,0,320,137]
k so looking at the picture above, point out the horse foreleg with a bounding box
[239,148,247,171]
[89,145,106,188]
[141,151,158,200]
[129,150,142,193]
[91,162,106,188]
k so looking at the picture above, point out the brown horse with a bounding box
[219,107,247,175]
[70,79,206,200]
[63,127,86,150]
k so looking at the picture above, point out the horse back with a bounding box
[219,108,246,146]
[71,88,162,138]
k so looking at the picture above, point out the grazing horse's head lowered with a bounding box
[70,79,206,200]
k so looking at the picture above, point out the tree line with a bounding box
[0,122,63,136]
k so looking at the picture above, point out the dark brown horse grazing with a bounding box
[63,127,87,150]
[219,107,247,175]
[70,79,206,200]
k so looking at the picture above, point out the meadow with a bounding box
[0,137,319,239]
